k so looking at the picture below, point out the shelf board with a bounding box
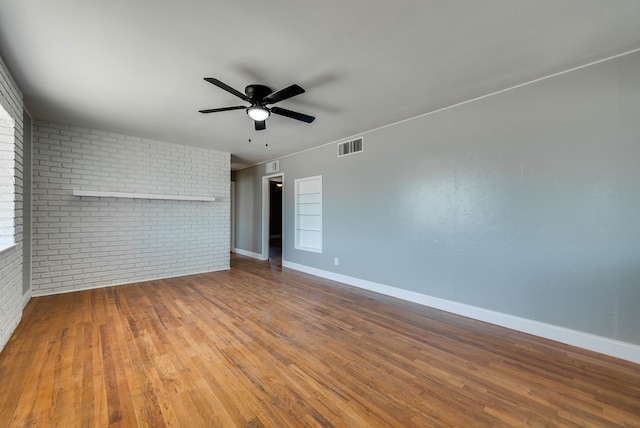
[72,190,216,202]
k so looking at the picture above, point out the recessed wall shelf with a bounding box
[72,190,216,202]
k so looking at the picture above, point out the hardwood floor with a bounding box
[1,255,639,427]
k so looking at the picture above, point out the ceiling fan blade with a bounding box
[204,78,249,101]
[199,106,246,114]
[263,84,305,104]
[271,106,315,123]
[255,120,266,131]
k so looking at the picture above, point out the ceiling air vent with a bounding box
[265,160,279,173]
[337,137,363,157]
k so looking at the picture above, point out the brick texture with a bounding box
[0,52,24,352]
[32,121,230,295]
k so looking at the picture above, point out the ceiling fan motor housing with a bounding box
[245,84,272,104]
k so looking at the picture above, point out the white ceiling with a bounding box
[1,1,640,170]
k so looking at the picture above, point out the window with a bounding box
[0,104,15,250]
[295,175,322,253]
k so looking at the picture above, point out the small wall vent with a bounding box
[265,160,280,173]
[337,137,363,157]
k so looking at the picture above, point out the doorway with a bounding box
[261,174,284,265]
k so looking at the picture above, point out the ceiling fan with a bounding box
[199,78,315,131]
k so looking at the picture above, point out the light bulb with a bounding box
[247,106,270,121]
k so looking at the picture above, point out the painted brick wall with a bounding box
[0,52,24,352]
[32,121,230,295]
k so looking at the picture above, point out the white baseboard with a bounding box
[32,267,230,297]
[233,248,265,260]
[22,289,32,308]
[282,260,640,365]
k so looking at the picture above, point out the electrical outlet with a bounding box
[334,257,339,266]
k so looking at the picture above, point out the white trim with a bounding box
[261,173,284,260]
[72,190,216,201]
[282,260,640,364]
[21,289,32,309]
[230,182,236,252]
[32,267,230,297]
[233,248,264,260]
[0,242,18,256]
[239,47,640,172]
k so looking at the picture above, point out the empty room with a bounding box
[1,1,640,426]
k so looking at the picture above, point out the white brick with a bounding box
[31,121,230,296]
[0,53,24,353]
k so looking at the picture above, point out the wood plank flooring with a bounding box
[1,254,639,427]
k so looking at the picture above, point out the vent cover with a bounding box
[265,160,280,173]
[337,137,363,157]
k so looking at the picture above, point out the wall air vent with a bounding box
[337,137,363,157]
[265,160,280,173]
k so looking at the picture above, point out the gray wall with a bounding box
[0,52,24,352]
[32,121,230,295]
[233,169,263,255]
[235,51,640,346]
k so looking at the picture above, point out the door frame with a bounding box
[261,173,284,260]
[230,181,235,252]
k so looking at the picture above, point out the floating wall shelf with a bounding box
[72,190,216,202]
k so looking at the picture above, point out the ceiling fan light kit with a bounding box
[247,106,270,121]
[199,78,315,131]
